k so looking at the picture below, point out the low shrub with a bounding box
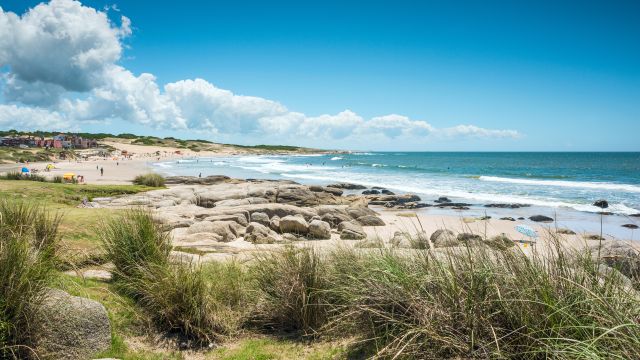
[132,173,165,187]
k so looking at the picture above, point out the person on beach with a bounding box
[100,167,104,176]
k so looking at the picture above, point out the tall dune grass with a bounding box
[249,240,640,358]
[0,200,60,358]
[101,209,244,344]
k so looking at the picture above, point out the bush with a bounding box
[251,247,330,336]
[132,173,165,187]
[51,175,63,183]
[0,200,60,358]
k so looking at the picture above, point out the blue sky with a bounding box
[0,0,638,150]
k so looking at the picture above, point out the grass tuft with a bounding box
[132,173,165,187]
[0,200,60,358]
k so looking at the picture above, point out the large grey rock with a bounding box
[250,212,271,226]
[308,219,331,239]
[356,215,385,226]
[338,221,366,240]
[390,231,410,248]
[430,229,458,248]
[309,185,343,196]
[279,215,309,234]
[33,289,111,360]
[245,222,282,244]
[186,220,244,241]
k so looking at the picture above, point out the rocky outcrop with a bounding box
[557,228,576,235]
[32,289,111,360]
[622,224,639,229]
[434,197,451,203]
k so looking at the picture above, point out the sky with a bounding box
[0,0,638,151]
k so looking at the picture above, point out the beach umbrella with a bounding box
[516,224,538,239]
[21,167,29,173]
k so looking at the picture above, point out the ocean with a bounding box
[152,152,640,239]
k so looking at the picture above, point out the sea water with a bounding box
[152,152,640,239]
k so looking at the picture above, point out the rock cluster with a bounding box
[95,177,388,247]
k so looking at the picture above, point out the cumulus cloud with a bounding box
[0,0,520,145]
[0,0,129,104]
[0,104,70,130]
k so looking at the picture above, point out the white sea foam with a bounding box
[330,156,343,160]
[478,176,640,193]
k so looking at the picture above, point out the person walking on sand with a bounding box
[100,167,104,176]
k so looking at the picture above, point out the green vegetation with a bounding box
[132,173,165,187]
[101,210,242,344]
[0,200,61,358]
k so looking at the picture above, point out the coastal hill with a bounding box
[0,130,331,164]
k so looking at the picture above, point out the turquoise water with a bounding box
[154,152,640,216]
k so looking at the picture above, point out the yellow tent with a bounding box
[63,173,75,180]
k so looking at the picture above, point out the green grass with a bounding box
[208,337,347,360]
[0,200,60,359]
[132,173,165,187]
[0,179,157,205]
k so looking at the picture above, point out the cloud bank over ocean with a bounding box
[0,0,519,145]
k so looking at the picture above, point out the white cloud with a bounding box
[0,0,129,104]
[0,0,521,147]
[0,104,70,130]
[164,78,288,133]
[440,124,520,139]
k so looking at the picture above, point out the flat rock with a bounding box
[187,220,244,241]
[622,224,639,229]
